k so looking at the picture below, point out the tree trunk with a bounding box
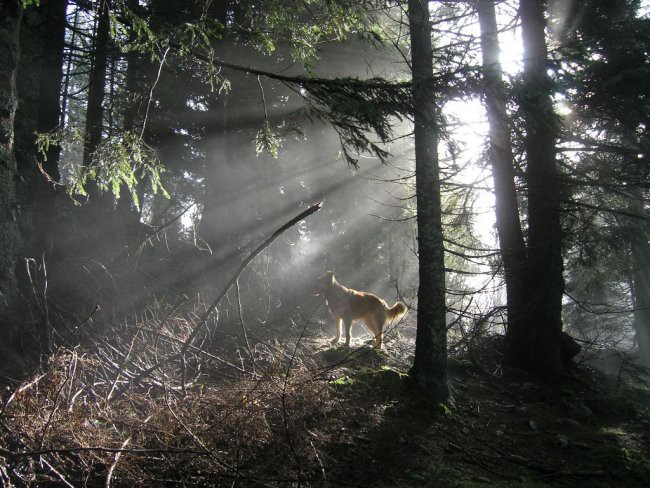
[407,0,449,402]
[477,0,528,333]
[631,240,650,367]
[503,0,567,376]
[15,0,67,258]
[115,48,145,234]
[0,0,22,297]
[37,0,67,181]
[83,0,111,172]
[629,197,650,367]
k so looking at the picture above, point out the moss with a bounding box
[356,366,407,394]
[329,375,355,389]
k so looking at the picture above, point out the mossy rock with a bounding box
[356,366,408,395]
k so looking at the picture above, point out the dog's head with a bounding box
[315,271,335,295]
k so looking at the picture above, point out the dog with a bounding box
[317,271,407,349]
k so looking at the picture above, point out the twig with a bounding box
[137,202,197,254]
[165,397,236,473]
[105,437,130,488]
[1,373,47,415]
[39,455,75,488]
[309,438,327,486]
[58,304,100,347]
[4,446,209,456]
[106,331,139,401]
[235,278,256,375]
[38,352,77,449]
[141,46,170,138]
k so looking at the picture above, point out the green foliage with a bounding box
[241,0,376,69]
[113,0,229,92]
[300,76,412,166]
[329,375,355,388]
[254,121,281,158]
[36,130,168,209]
[255,120,303,158]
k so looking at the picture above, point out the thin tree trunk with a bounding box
[60,6,80,128]
[631,238,650,367]
[0,0,22,296]
[504,0,566,376]
[629,196,650,367]
[115,48,145,232]
[477,0,528,333]
[407,0,449,402]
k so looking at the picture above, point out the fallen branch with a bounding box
[111,202,323,396]
[181,201,323,355]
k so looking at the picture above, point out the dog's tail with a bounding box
[387,302,407,322]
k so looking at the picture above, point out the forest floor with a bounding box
[298,329,650,488]
[1,312,649,487]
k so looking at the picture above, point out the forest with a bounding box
[0,0,649,485]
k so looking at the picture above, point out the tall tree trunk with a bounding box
[504,0,566,376]
[37,0,67,181]
[477,0,528,333]
[115,48,145,233]
[407,0,449,402]
[15,0,67,257]
[0,0,22,297]
[13,0,67,354]
[83,0,111,173]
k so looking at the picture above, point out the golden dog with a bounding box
[318,272,407,349]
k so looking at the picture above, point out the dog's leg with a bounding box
[344,318,353,347]
[330,317,342,345]
[374,331,383,349]
[373,312,386,349]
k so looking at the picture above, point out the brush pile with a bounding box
[0,309,366,487]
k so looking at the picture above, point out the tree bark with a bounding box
[477,0,528,333]
[37,0,67,181]
[83,0,111,171]
[407,0,449,402]
[629,198,650,367]
[503,0,567,376]
[0,0,22,297]
[115,47,145,233]
[15,0,67,258]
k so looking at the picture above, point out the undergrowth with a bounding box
[0,310,359,486]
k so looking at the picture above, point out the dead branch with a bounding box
[181,201,323,356]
